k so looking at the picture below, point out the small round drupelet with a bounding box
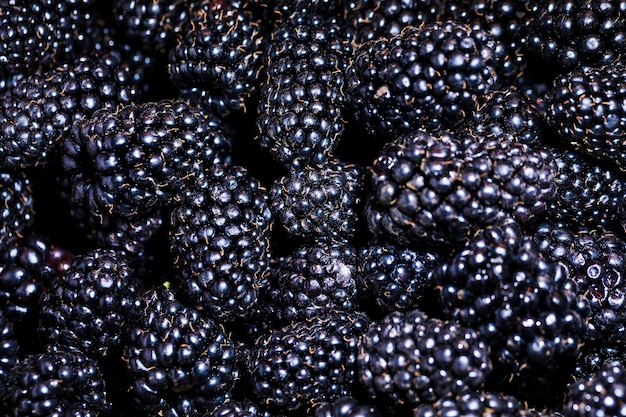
[565,359,626,417]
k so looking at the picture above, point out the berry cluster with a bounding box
[2,1,626,416]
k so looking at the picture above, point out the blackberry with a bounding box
[113,0,194,53]
[413,389,524,417]
[0,0,97,76]
[544,62,626,171]
[0,169,35,251]
[246,311,369,412]
[0,233,54,323]
[533,220,626,345]
[38,248,142,359]
[273,0,340,19]
[55,171,164,258]
[572,345,626,383]
[61,99,232,218]
[341,0,443,46]
[547,146,626,230]
[270,161,366,241]
[314,396,382,417]
[4,350,111,416]
[525,0,626,71]
[274,239,360,323]
[467,88,544,147]
[255,12,351,168]
[434,219,589,406]
[0,49,146,170]
[441,0,529,85]
[365,130,557,247]
[203,398,260,417]
[170,165,273,322]
[0,310,18,399]
[565,359,626,416]
[356,240,441,314]
[169,1,266,117]
[124,287,239,416]
[357,309,492,409]
[345,20,499,139]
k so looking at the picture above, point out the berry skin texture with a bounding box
[357,309,492,409]
[565,360,626,417]
[0,169,34,250]
[314,396,383,417]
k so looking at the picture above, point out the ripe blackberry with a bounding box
[533,220,626,345]
[169,1,266,117]
[203,398,261,417]
[467,88,544,147]
[572,345,626,384]
[356,240,441,314]
[256,12,352,168]
[434,219,589,406]
[342,0,442,46]
[270,161,366,241]
[274,239,360,323]
[113,0,194,53]
[365,130,557,247]
[246,311,369,412]
[4,350,111,416]
[0,169,35,251]
[357,309,492,409]
[345,20,499,138]
[525,0,626,71]
[314,396,382,417]
[548,146,626,231]
[544,62,626,171]
[38,248,142,359]
[55,171,164,258]
[170,164,272,322]
[0,0,97,76]
[565,359,626,416]
[0,233,54,323]
[413,389,524,417]
[61,99,232,218]
[0,310,18,399]
[124,287,239,416]
[273,0,340,18]
[441,0,530,85]
[0,49,146,170]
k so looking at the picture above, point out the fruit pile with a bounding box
[2,0,626,416]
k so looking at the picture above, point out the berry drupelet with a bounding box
[413,389,524,417]
[357,309,492,411]
[246,311,370,413]
[0,49,147,170]
[270,161,366,242]
[525,0,626,71]
[61,99,232,218]
[38,248,143,359]
[256,11,352,168]
[356,240,441,314]
[0,310,18,400]
[3,350,111,417]
[124,287,239,416]
[365,130,557,247]
[169,164,273,323]
[533,220,626,345]
[169,0,267,117]
[434,219,589,406]
[345,20,500,139]
[544,62,626,171]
